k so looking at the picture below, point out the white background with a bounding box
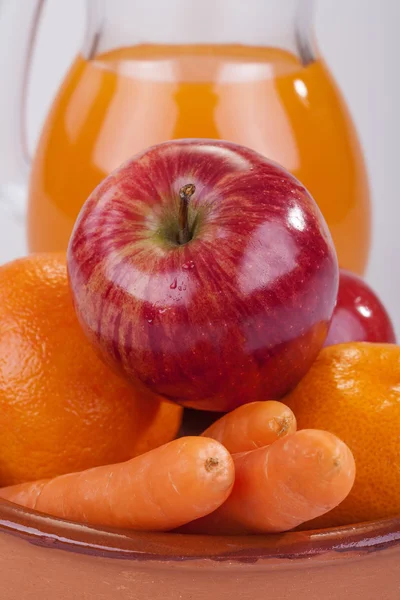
[0,0,399,333]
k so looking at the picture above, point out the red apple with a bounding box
[324,270,396,346]
[67,139,338,411]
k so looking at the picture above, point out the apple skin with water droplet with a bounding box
[67,139,339,412]
[324,270,396,347]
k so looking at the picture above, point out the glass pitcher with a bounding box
[0,0,371,273]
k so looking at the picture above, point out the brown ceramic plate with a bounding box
[0,499,399,599]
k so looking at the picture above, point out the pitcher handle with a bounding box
[0,0,45,222]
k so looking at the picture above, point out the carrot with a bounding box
[0,437,235,532]
[202,401,296,453]
[181,429,356,535]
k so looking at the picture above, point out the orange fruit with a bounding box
[284,342,400,528]
[0,254,182,486]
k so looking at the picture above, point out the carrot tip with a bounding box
[274,416,292,437]
[205,457,220,472]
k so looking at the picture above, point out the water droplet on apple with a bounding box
[182,260,195,270]
[158,307,167,315]
[143,304,156,323]
[170,278,177,289]
[178,286,182,291]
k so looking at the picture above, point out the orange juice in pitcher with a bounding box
[28,41,370,273]
[0,0,370,273]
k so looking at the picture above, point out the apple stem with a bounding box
[178,183,196,245]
